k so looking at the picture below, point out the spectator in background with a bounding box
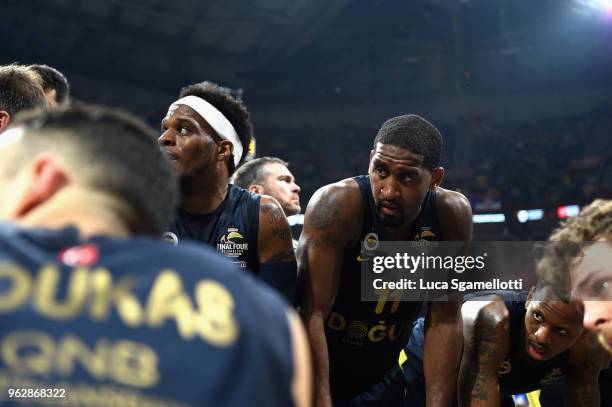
[30,63,70,107]
[0,64,47,133]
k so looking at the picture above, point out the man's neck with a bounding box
[179,169,229,215]
[16,187,130,238]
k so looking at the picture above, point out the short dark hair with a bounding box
[179,81,253,175]
[0,65,47,117]
[536,199,612,301]
[373,114,442,171]
[232,157,288,189]
[30,64,70,104]
[11,103,177,236]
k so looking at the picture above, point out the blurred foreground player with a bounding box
[298,114,472,406]
[401,288,607,406]
[537,199,612,406]
[537,199,612,354]
[160,82,296,299]
[0,64,47,133]
[0,105,311,407]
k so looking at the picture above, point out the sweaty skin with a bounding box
[298,143,472,407]
[458,293,605,407]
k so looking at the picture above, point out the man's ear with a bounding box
[430,167,445,191]
[14,153,68,217]
[216,140,234,163]
[248,184,264,194]
[0,111,11,133]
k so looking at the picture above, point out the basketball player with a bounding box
[0,104,311,407]
[232,157,301,250]
[399,286,606,407]
[297,114,473,406]
[159,82,297,299]
[231,157,301,217]
[0,64,47,133]
[536,199,612,355]
[30,64,70,107]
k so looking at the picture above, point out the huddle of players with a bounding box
[0,62,610,407]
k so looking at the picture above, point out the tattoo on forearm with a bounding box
[464,339,500,402]
[272,226,291,240]
[267,250,296,263]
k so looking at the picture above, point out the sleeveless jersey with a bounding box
[167,184,260,273]
[0,222,294,407]
[327,175,443,401]
[493,291,571,396]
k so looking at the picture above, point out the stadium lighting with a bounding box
[576,0,612,13]
[473,214,506,224]
[557,205,580,219]
[516,209,544,223]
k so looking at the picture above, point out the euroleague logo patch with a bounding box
[59,244,99,267]
[216,227,249,265]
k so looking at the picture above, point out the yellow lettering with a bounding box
[34,265,88,319]
[368,322,387,343]
[112,340,159,388]
[56,334,109,379]
[193,280,238,346]
[146,270,196,340]
[0,264,31,312]
[326,312,347,331]
[88,268,143,327]
[387,324,401,340]
[2,330,54,374]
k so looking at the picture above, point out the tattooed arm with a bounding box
[296,180,362,407]
[565,331,607,407]
[426,188,473,406]
[258,195,297,299]
[458,297,510,407]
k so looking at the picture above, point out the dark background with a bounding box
[4,0,611,239]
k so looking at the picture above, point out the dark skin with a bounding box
[159,104,296,287]
[458,291,606,407]
[297,143,472,407]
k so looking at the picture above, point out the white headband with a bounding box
[170,95,243,167]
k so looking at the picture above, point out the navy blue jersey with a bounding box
[166,184,260,273]
[327,175,443,401]
[0,222,294,407]
[493,291,571,396]
[402,291,571,405]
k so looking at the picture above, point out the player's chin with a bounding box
[378,212,403,228]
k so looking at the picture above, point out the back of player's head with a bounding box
[536,199,612,301]
[9,104,177,235]
[232,156,288,189]
[0,64,47,118]
[30,64,70,105]
[179,81,253,174]
[373,114,442,171]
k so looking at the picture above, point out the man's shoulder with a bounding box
[435,187,472,217]
[434,187,473,240]
[308,177,363,217]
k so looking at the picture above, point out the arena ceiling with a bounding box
[3,0,609,97]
